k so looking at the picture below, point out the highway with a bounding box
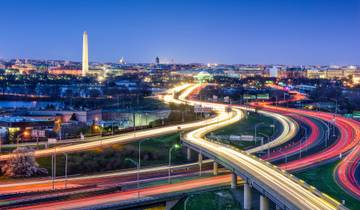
[170,83,299,155]
[0,85,221,161]
[263,113,329,162]
[0,83,296,194]
[264,85,360,200]
[0,160,214,194]
[180,85,342,210]
[259,92,360,171]
[7,175,235,210]
[1,83,347,209]
[0,83,297,161]
[334,118,360,199]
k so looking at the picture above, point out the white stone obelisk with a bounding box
[82,31,89,76]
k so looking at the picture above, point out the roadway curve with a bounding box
[0,83,345,209]
[180,85,343,209]
[263,114,324,162]
[0,85,220,161]
[175,84,299,155]
[264,85,360,200]
[334,118,360,199]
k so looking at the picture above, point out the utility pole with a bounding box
[64,153,68,189]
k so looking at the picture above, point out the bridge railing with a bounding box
[182,135,346,210]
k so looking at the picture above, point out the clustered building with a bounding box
[277,65,360,84]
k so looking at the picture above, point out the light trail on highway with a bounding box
[8,175,234,210]
[1,83,348,209]
[179,84,343,210]
[334,118,360,199]
[5,83,334,210]
[263,114,317,160]
[265,84,360,200]
[0,160,214,194]
[172,83,299,155]
[0,84,221,161]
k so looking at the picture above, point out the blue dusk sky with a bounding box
[0,0,359,65]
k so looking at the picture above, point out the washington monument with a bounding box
[82,31,88,76]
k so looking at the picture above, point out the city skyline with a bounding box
[1,1,360,209]
[0,0,359,65]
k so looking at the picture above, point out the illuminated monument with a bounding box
[82,31,89,76]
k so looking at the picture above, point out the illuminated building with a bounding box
[11,63,36,74]
[306,69,327,79]
[48,67,82,76]
[269,66,280,78]
[279,67,306,79]
[326,69,344,79]
[194,71,213,83]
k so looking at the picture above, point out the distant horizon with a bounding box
[0,0,359,66]
[1,56,359,67]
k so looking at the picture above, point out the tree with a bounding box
[1,147,47,177]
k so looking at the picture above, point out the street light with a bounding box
[254,122,264,143]
[125,158,140,199]
[51,147,57,190]
[299,137,306,159]
[138,138,149,182]
[64,153,68,189]
[332,117,336,137]
[259,132,270,157]
[300,125,309,153]
[324,121,331,148]
[168,144,181,184]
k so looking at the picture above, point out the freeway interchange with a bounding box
[0,83,359,209]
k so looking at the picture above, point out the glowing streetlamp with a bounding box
[168,144,181,184]
[125,158,140,199]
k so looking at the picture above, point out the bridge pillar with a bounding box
[244,182,252,210]
[260,195,269,210]
[198,153,203,163]
[186,147,191,160]
[198,153,203,176]
[231,173,237,189]
[213,161,218,175]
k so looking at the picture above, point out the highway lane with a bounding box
[0,160,214,194]
[260,97,360,171]
[167,83,352,208]
[0,83,297,162]
[3,83,347,210]
[175,84,342,209]
[0,83,295,193]
[245,109,298,154]
[0,85,220,161]
[183,105,341,209]
[336,141,360,200]
[9,175,235,210]
[263,113,329,162]
[265,85,360,200]
[172,83,299,155]
[334,118,360,199]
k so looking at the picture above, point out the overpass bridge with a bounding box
[177,84,346,210]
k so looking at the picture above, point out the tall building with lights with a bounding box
[82,31,89,76]
[155,56,160,65]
